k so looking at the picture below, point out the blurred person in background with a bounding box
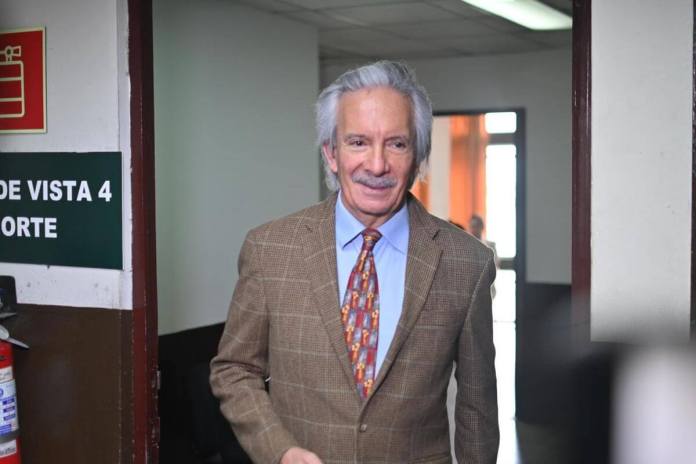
[469,214,498,299]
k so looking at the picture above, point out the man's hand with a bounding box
[280,447,323,464]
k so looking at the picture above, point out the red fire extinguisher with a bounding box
[0,341,20,464]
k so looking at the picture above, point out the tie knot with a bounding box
[361,229,381,251]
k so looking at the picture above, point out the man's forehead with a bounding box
[336,87,413,130]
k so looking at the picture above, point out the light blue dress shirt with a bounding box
[335,193,409,375]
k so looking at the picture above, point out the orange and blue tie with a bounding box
[341,229,381,400]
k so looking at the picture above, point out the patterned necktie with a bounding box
[341,228,382,400]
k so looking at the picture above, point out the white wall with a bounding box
[324,49,572,284]
[592,0,692,341]
[0,0,133,309]
[154,0,319,334]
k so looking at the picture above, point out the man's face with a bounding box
[323,86,416,228]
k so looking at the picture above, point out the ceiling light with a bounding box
[461,0,572,30]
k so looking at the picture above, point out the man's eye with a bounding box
[349,139,366,147]
[389,140,408,150]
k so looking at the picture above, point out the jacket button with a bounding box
[359,424,367,432]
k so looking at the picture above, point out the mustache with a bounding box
[352,173,398,189]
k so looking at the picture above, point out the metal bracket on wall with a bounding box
[0,276,17,317]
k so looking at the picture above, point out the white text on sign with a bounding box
[0,179,113,239]
[0,179,112,202]
[1,216,57,238]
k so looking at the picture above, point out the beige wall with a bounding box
[154,0,320,334]
[428,116,452,221]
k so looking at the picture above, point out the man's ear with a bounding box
[321,144,338,174]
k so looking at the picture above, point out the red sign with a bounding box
[0,28,46,133]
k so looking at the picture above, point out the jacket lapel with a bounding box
[302,193,442,402]
[301,194,359,394]
[371,195,442,395]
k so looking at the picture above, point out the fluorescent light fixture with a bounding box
[461,0,572,30]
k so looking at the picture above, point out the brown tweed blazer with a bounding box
[210,193,499,464]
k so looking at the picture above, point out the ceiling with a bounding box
[236,0,573,65]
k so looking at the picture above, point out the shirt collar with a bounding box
[335,191,409,254]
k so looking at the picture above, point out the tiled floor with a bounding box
[492,271,518,462]
[494,320,520,464]
[492,270,521,464]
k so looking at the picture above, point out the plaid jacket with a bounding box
[210,193,498,464]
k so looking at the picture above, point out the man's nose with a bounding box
[366,145,387,175]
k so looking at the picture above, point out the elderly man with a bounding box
[210,61,498,464]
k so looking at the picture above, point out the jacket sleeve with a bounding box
[454,251,500,463]
[210,230,299,464]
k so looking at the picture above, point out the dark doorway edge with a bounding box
[572,0,592,343]
[129,0,159,462]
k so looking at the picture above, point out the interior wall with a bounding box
[0,0,133,309]
[322,48,572,284]
[592,0,692,341]
[154,0,319,335]
[0,1,134,462]
[428,116,451,221]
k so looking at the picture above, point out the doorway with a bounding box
[410,109,525,463]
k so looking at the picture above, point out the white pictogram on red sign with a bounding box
[0,45,25,119]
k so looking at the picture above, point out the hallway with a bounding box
[448,268,568,464]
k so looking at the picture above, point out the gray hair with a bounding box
[316,61,433,191]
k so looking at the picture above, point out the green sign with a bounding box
[0,152,122,269]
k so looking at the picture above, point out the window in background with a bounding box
[485,111,517,134]
[485,143,517,259]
